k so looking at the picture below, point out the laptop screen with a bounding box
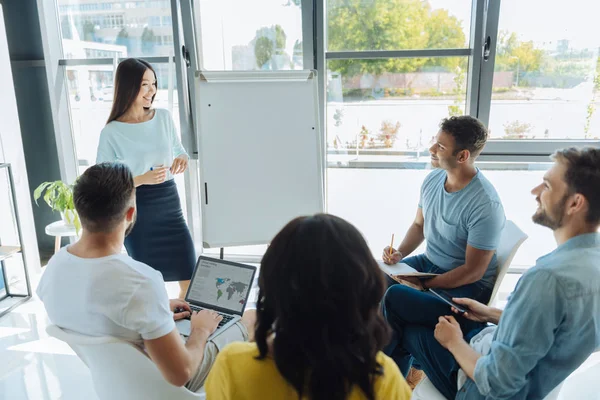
[187,257,256,315]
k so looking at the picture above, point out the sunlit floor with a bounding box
[0,275,598,399]
[0,281,184,400]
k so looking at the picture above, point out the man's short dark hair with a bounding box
[552,147,600,224]
[440,116,488,157]
[73,162,135,233]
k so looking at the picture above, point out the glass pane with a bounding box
[0,266,5,297]
[0,167,20,248]
[489,0,600,140]
[0,166,23,297]
[326,0,472,51]
[1,254,28,297]
[57,0,174,58]
[327,57,468,159]
[196,0,304,70]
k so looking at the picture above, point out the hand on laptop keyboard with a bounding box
[218,314,234,327]
[173,307,191,321]
[190,309,223,336]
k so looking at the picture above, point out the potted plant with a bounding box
[33,180,81,233]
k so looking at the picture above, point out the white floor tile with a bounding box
[0,299,97,400]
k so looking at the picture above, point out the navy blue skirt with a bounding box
[124,179,196,281]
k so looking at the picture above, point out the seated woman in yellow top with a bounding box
[205,214,411,400]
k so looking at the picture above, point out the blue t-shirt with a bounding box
[420,168,505,288]
[96,108,188,178]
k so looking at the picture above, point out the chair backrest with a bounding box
[413,376,562,400]
[46,324,205,400]
[556,355,600,400]
[488,220,528,305]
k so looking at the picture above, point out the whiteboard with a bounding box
[194,70,324,248]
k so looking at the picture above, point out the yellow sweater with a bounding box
[205,342,412,400]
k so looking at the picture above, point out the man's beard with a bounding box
[532,194,569,230]
[124,212,137,237]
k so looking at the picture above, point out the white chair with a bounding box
[411,348,600,400]
[416,352,598,400]
[411,378,563,400]
[557,354,600,400]
[488,220,528,305]
[46,324,205,400]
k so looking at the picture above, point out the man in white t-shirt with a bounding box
[37,162,254,391]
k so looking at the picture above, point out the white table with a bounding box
[45,221,78,254]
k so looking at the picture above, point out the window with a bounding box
[56,0,179,174]
[322,0,595,273]
[327,57,468,154]
[487,0,600,141]
[327,0,472,51]
[58,0,174,58]
[196,0,304,71]
[325,0,473,158]
[54,0,191,239]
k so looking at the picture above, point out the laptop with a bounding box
[175,256,257,340]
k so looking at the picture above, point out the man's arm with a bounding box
[397,208,425,258]
[463,270,562,397]
[435,316,482,380]
[450,340,482,379]
[144,328,209,386]
[423,245,495,289]
[144,310,220,387]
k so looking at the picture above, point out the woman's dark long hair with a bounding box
[255,214,390,400]
[106,58,156,124]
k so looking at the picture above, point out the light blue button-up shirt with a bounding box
[458,233,600,400]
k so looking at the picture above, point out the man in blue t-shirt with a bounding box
[381,116,505,378]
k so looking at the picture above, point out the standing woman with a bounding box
[97,58,194,298]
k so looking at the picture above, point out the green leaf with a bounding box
[33,182,53,205]
[33,180,75,213]
[43,187,53,209]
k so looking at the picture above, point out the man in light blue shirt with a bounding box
[422,147,600,399]
[382,116,505,378]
